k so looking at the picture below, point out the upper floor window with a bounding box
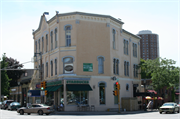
[38,39,40,52]
[55,29,57,48]
[98,57,104,74]
[35,41,37,53]
[124,39,128,55]
[51,31,53,50]
[112,29,116,49]
[126,84,129,91]
[133,43,137,57]
[46,34,48,52]
[42,37,44,53]
[124,61,129,76]
[65,26,71,47]
[113,58,119,75]
[46,62,48,77]
[51,60,53,76]
[133,64,138,77]
[63,57,73,74]
[55,59,57,75]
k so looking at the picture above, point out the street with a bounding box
[0,109,180,119]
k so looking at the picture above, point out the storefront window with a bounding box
[99,83,105,104]
[67,91,88,105]
[46,91,54,106]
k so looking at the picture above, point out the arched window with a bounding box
[55,29,57,48]
[46,34,48,52]
[51,31,53,50]
[65,26,71,46]
[46,62,48,77]
[63,57,73,74]
[98,56,104,74]
[99,83,106,104]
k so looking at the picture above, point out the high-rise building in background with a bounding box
[137,30,159,60]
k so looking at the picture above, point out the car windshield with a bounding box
[12,102,20,105]
[163,103,174,106]
[40,104,48,107]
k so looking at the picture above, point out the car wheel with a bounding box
[38,110,43,115]
[20,110,24,115]
[28,113,31,115]
[177,110,179,113]
[46,113,49,115]
[10,108,12,111]
[159,112,162,114]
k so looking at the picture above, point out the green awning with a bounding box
[66,84,92,91]
[48,85,62,92]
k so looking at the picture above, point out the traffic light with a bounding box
[41,82,44,90]
[113,90,118,96]
[45,90,48,96]
[43,81,46,90]
[115,82,120,90]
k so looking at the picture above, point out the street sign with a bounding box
[40,91,45,96]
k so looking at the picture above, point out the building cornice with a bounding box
[122,29,141,39]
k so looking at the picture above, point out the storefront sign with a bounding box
[83,63,93,72]
[36,83,41,89]
[47,81,62,86]
[67,80,89,84]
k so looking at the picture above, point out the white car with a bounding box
[159,102,179,114]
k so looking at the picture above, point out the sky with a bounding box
[0,0,179,69]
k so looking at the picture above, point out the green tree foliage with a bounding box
[5,57,24,87]
[138,58,152,79]
[1,53,11,96]
[142,57,179,101]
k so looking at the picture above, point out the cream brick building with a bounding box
[32,12,141,111]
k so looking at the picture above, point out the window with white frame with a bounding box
[51,60,53,76]
[98,57,104,74]
[46,62,48,77]
[133,43,137,57]
[124,61,129,76]
[38,39,40,52]
[113,29,116,49]
[113,58,119,75]
[55,59,57,75]
[133,64,138,77]
[55,29,57,48]
[42,37,44,53]
[51,31,53,50]
[65,26,71,46]
[124,39,128,55]
[46,34,48,52]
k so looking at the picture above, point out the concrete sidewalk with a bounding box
[51,109,158,115]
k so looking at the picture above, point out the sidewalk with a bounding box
[51,109,158,115]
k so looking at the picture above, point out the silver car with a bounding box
[17,104,54,115]
[159,102,179,114]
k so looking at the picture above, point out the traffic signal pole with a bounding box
[118,89,120,113]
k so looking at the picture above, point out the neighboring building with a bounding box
[32,12,141,111]
[137,30,159,60]
[10,69,34,106]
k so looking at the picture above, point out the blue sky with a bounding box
[0,0,179,68]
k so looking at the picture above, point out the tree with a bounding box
[138,58,152,79]
[144,57,179,101]
[1,53,11,96]
[5,57,25,87]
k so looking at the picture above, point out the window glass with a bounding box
[98,57,104,74]
[67,91,88,105]
[99,83,105,104]
[126,84,129,91]
[66,26,71,46]
[63,57,73,63]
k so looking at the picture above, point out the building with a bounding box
[137,30,159,60]
[32,11,141,111]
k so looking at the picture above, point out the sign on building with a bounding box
[83,63,93,72]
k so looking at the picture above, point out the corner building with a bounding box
[33,12,141,111]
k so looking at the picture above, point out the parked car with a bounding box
[17,103,54,115]
[159,102,179,114]
[8,102,21,111]
[1,100,14,110]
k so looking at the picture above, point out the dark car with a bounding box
[8,102,21,111]
[1,100,14,110]
[17,103,54,115]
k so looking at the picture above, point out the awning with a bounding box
[147,90,157,94]
[28,90,40,97]
[66,84,92,91]
[45,85,62,92]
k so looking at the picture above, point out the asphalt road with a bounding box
[0,109,180,119]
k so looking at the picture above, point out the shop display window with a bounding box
[99,83,105,104]
[67,91,88,105]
